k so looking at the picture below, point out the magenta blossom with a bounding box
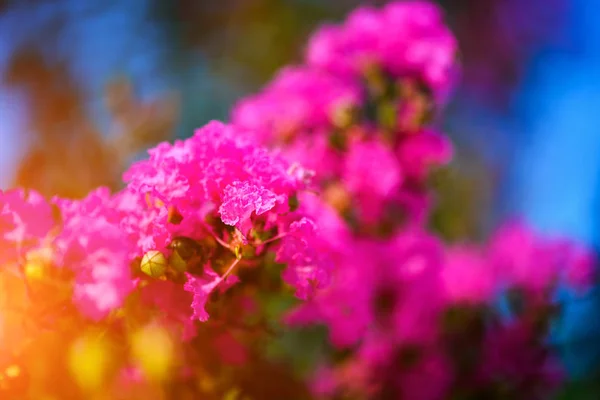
[306,1,458,103]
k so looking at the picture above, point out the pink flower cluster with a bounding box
[229,1,596,399]
[232,2,455,231]
[0,2,595,399]
[290,222,593,398]
[306,1,458,103]
[1,189,55,266]
[1,122,333,329]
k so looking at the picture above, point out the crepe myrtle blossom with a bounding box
[121,121,335,324]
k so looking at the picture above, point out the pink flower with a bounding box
[1,188,55,246]
[281,197,358,344]
[396,129,453,182]
[285,236,371,347]
[562,243,596,291]
[343,139,403,223]
[489,220,594,293]
[232,67,361,143]
[306,1,458,102]
[140,280,196,341]
[481,321,564,397]
[383,232,445,343]
[119,120,330,322]
[120,121,308,254]
[183,269,224,322]
[310,366,338,397]
[288,230,445,350]
[280,133,341,184]
[123,141,192,205]
[396,352,451,400]
[277,218,332,299]
[183,269,239,322]
[54,193,134,320]
[124,121,304,213]
[442,245,497,303]
[219,181,280,235]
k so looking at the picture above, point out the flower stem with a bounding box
[218,257,241,283]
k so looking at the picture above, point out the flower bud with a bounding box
[140,250,168,278]
[168,236,202,261]
[167,236,211,276]
[168,251,187,274]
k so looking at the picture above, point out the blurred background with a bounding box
[0,0,599,395]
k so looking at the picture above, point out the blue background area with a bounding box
[509,0,600,377]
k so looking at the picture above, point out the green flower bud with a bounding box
[168,250,188,273]
[168,236,203,261]
[140,250,168,278]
